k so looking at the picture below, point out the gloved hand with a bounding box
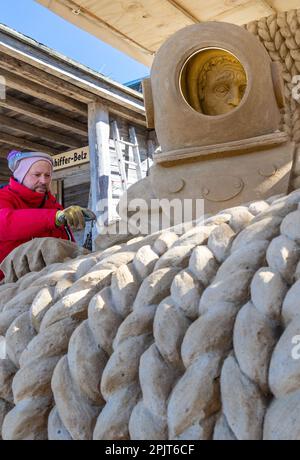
[55,206,96,230]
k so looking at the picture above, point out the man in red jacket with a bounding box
[0,150,95,281]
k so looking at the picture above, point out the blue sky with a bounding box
[0,0,150,84]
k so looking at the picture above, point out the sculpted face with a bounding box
[200,61,247,115]
[181,49,247,115]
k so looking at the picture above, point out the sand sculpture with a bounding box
[120,21,295,226]
[1,10,300,440]
[1,190,300,439]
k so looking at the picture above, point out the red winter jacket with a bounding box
[0,177,74,281]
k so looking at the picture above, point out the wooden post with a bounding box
[88,101,112,242]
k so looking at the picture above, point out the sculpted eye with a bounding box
[214,84,229,95]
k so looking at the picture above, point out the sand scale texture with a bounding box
[1,190,300,440]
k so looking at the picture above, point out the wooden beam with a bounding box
[0,90,145,129]
[0,114,83,148]
[33,0,153,66]
[0,68,87,115]
[39,0,154,56]
[0,51,94,104]
[0,132,60,155]
[165,0,199,23]
[88,101,112,239]
[107,101,147,127]
[0,95,87,136]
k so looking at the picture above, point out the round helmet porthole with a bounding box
[180,48,247,116]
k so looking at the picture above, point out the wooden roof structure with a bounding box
[0,22,145,163]
[36,0,299,66]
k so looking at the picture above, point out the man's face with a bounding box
[22,160,52,194]
[201,62,247,115]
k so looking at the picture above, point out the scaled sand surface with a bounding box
[1,190,300,439]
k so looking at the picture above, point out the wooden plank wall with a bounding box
[61,114,152,210]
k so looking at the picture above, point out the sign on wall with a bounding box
[53,146,89,171]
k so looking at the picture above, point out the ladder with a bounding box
[83,122,153,248]
[111,120,143,191]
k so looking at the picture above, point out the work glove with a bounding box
[55,206,96,230]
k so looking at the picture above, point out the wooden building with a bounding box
[0,23,154,239]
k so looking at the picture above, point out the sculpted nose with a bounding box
[227,86,240,106]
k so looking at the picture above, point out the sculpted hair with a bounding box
[198,55,244,100]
